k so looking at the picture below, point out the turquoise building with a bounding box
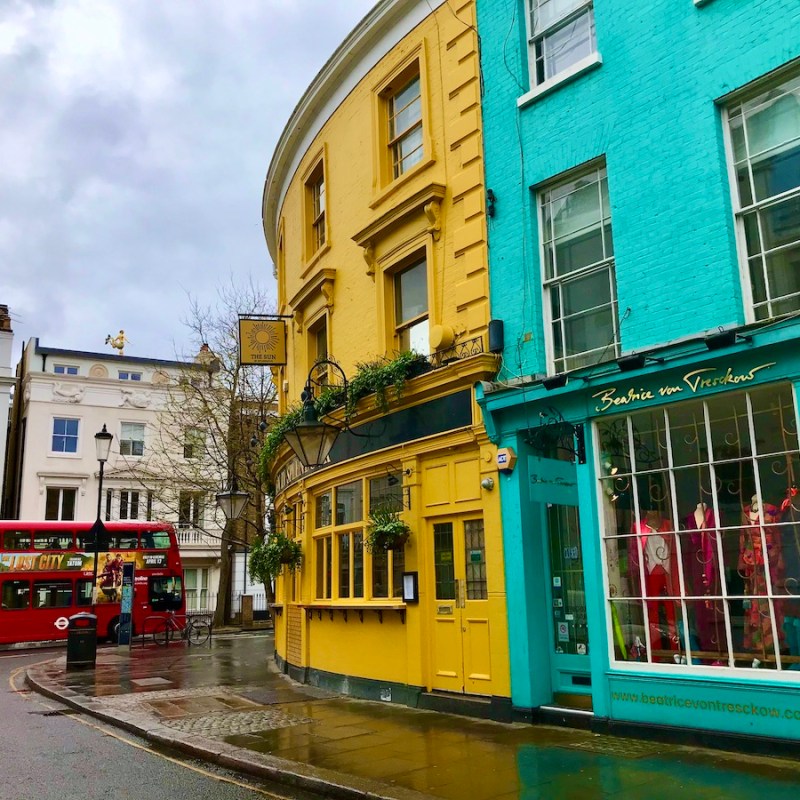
[476,0,800,744]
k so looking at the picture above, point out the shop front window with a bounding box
[599,384,800,674]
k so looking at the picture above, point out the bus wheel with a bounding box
[108,617,120,644]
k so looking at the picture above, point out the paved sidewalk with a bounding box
[26,634,800,800]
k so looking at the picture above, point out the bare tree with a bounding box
[135,276,277,628]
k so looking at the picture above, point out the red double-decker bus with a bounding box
[0,520,185,644]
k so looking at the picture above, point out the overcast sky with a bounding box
[0,0,376,363]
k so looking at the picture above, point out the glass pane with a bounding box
[545,10,593,80]
[372,548,388,598]
[758,194,800,251]
[609,600,647,662]
[668,400,709,468]
[764,243,800,308]
[464,519,487,600]
[369,474,403,513]
[561,303,615,361]
[707,392,752,460]
[335,481,363,525]
[339,533,350,598]
[673,465,716,528]
[532,0,585,33]
[394,95,421,137]
[395,260,428,324]
[406,317,429,355]
[597,418,632,475]
[391,77,421,133]
[392,547,405,598]
[548,506,587,655]
[315,538,325,598]
[61,489,76,521]
[629,409,670,472]
[354,533,364,598]
[684,598,730,665]
[560,269,611,315]
[316,492,332,528]
[433,522,456,600]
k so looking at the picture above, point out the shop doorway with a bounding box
[545,502,591,708]
[430,516,493,695]
[528,454,591,709]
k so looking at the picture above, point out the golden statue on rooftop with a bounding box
[105,330,129,356]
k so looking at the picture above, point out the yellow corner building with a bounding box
[261,0,510,716]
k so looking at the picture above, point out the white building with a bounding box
[0,305,13,510]
[3,338,227,611]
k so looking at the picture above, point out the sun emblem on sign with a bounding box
[247,322,277,352]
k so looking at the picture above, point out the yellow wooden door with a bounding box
[431,517,492,694]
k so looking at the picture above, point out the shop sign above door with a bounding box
[591,362,776,414]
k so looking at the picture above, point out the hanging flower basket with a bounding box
[365,507,411,553]
[249,532,302,581]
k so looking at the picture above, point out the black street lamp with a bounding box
[216,479,250,522]
[283,360,348,469]
[91,424,113,612]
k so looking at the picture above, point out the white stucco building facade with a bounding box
[3,339,227,611]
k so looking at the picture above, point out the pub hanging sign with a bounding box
[238,317,287,366]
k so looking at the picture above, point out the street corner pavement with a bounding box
[25,635,800,800]
[25,637,431,800]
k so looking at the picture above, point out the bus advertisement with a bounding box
[0,521,185,644]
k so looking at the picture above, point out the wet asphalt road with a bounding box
[0,647,316,800]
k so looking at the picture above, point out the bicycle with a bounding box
[151,610,211,646]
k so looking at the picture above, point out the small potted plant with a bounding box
[249,531,302,582]
[365,507,411,553]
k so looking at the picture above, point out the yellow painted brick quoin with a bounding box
[261,0,509,707]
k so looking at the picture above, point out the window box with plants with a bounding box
[249,531,302,582]
[365,507,411,552]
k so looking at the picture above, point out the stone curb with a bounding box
[26,662,433,800]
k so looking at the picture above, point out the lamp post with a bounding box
[215,479,250,522]
[283,360,348,469]
[216,479,250,626]
[92,424,113,613]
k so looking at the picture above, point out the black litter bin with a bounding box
[66,612,97,670]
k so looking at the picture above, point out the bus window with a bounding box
[2,580,30,610]
[33,532,72,550]
[33,581,73,609]
[76,579,93,607]
[3,531,30,550]
[143,531,170,549]
[114,534,139,550]
[149,576,182,611]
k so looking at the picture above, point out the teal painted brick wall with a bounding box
[478,0,800,378]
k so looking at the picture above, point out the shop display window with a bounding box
[599,384,800,673]
[312,473,406,602]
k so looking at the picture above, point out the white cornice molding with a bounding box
[261,0,445,263]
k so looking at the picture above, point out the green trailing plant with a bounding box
[346,351,431,417]
[249,531,302,583]
[259,405,303,481]
[365,506,411,553]
[259,351,431,474]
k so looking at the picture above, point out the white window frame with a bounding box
[54,364,79,375]
[596,383,800,681]
[118,371,142,381]
[119,422,145,457]
[51,417,80,455]
[525,0,596,89]
[722,68,800,323]
[539,162,619,374]
[45,487,78,520]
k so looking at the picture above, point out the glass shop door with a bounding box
[545,502,592,707]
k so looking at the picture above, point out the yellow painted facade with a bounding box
[262,0,510,706]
